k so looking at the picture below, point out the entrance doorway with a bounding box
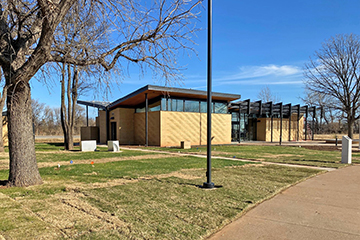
[231,112,257,142]
[110,122,117,140]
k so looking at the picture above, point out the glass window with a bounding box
[231,112,239,122]
[161,98,167,111]
[135,107,145,113]
[170,99,183,111]
[184,100,200,112]
[214,102,227,114]
[200,101,207,113]
[136,100,161,112]
[149,100,161,112]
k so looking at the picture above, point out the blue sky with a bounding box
[31,0,360,115]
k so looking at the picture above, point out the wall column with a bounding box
[297,105,300,141]
[279,103,283,145]
[238,107,241,143]
[86,105,89,127]
[288,104,292,141]
[305,106,308,141]
[270,102,273,143]
[145,93,148,146]
[106,109,109,142]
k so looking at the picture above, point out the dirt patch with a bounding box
[0,161,8,170]
[59,192,125,227]
[69,170,203,190]
[16,193,126,239]
[151,172,202,180]
[46,154,174,169]
[0,154,172,171]
[212,151,232,155]
[298,145,341,152]
[262,154,304,158]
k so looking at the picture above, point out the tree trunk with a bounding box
[0,118,5,153]
[60,64,78,151]
[7,81,42,187]
[66,127,74,150]
[348,118,354,139]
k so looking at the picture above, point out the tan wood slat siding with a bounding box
[160,112,231,147]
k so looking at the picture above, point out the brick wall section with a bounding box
[134,112,160,146]
[118,108,135,145]
[160,111,231,147]
[97,110,107,144]
[258,115,304,142]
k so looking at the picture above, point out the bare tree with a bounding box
[257,86,281,103]
[57,4,111,150]
[32,99,46,135]
[301,91,343,133]
[304,34,360,138]
[0,0,201,186]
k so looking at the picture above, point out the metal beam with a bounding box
[285,104,291,141]
[270,102,273,143]
[238,108,241,143]
[312,106,316,140]
[305,106,308,141]
[106,109,109,142]
[203,0,214,189]
[145,93,148,146]
[279,103,283,145]
[86,105,89,127]
[295,104,300,141]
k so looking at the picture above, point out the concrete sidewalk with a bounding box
[209,165,360,240]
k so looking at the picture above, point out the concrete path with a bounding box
[208,165,360,240]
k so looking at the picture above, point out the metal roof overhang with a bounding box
[108,85,241,109]
[229,100,318,117]
[76,100,111,110]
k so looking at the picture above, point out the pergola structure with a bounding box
[228,100,322,144]
[76,100,110,134]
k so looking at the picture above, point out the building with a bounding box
[78,85,313,147]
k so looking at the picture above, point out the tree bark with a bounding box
[60,64,78,150]
[348,118,354,139]
[7,81,42,186]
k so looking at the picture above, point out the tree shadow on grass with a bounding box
[290,158,339,164]
[47,143,65,147]
[0,180,8,187]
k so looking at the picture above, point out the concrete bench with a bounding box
[180,141,191,149]
[80,140,97,152]
[108,140,120,152]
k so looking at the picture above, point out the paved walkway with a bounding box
[208,165,360,240]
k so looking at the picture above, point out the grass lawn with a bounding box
[0,143,323,239]
[146,145,360,168]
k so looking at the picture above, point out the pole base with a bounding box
[202,182,215,189]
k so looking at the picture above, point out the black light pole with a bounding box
[203,0,214,189]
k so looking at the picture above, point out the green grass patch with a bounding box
[34,142,68,151]
[0,184,67,200]
[148,145,354,168]
[37,156,254,183]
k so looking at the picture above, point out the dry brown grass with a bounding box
[314,133,360,140]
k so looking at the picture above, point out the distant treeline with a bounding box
[31,99,95,136]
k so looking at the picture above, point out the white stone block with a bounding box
[108,140,120,152]
[341,136,352,164]
[81,140,97,152]
[180,141,191,149]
